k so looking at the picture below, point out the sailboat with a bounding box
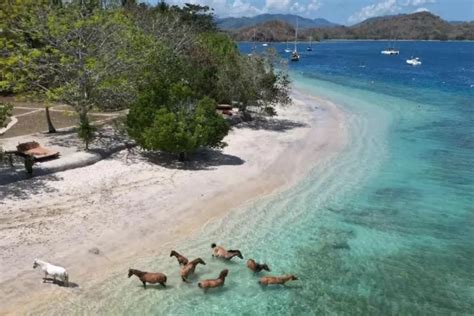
[291,19,300,62]
[381,36,399,55]
[306,35,313,52]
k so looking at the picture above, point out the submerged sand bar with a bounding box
[0,89,347,313]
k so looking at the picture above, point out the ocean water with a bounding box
[46,41,473,315]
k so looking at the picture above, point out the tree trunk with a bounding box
[24,156,34,176]
[179,152,187,161]
[45,106,56,133]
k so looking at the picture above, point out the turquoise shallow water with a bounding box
[46,42,473,315]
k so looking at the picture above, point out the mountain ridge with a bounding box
[216,14,338,30]
[230,12,474,41]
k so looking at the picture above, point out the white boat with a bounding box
[381,48,399,55]
[262,43,268,47]
[406,57,422,66]
[291,18,300,62]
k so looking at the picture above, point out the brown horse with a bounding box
[170,250,189,266]
[246,259,270,273]
[211,243,243,260]
[198,269,229,291]
[180,258,206,282]
[259,275,298,286]
[128,268,167,289]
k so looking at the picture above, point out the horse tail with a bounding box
[262,264,270,272]
[198,282,202,288]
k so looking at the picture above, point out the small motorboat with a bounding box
[381,48,399,55]
[290,51,300,62]
[262,43,268,47]
[406,57,422,66]
[284,48,292,53]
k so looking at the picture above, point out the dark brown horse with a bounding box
[198,269,229,291]
[128,268,167,289]
[180,258,206,282]
[170,250,189,266]
[246,259,270,273]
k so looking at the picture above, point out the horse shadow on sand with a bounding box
[42,277,79,288]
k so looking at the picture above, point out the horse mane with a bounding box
[129,269,145,277]
[190,258,205,265]
[219,269,229,279]
[170,250,178,257]
[34,259,48,266]
[228,250,243,259]
[261,264,270,271]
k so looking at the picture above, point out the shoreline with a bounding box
[0,88,348,313]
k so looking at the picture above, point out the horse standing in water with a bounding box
[211,243,243,260]
[128,269,167,289]
[33,259,69,287]
[259,275,298,286]
[246,259,271,273]
[198,269,229,292]
[180,258,206,282]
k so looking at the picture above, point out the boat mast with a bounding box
[294,18,298,52]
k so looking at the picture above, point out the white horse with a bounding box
[33,259,69,287]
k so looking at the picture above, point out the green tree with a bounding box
[132,88,229,160]
[0,103,13,162]
[1,0,150,149]
[0,103,13,128]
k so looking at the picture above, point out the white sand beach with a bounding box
[0,90,347,313]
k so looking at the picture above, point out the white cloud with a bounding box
[265,0,322,15]
[164,0,262,17]
[308,0,322,12]
[348,0,400,24]
[230,0,263,16]
[265,0,291,11]
[163,0,322,18]
[413,7,430,12]
[290,2,306,13]
[403,0,436,6]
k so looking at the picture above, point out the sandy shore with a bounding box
[0,89,347,313]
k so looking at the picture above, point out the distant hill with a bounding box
[216,14,337,30]
[231,12,474,41]
[233,20,295,42]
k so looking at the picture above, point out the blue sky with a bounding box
[148,0,474,24]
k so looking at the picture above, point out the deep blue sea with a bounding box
[47,41,473,315]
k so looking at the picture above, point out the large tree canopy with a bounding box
[1,0,291,157]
